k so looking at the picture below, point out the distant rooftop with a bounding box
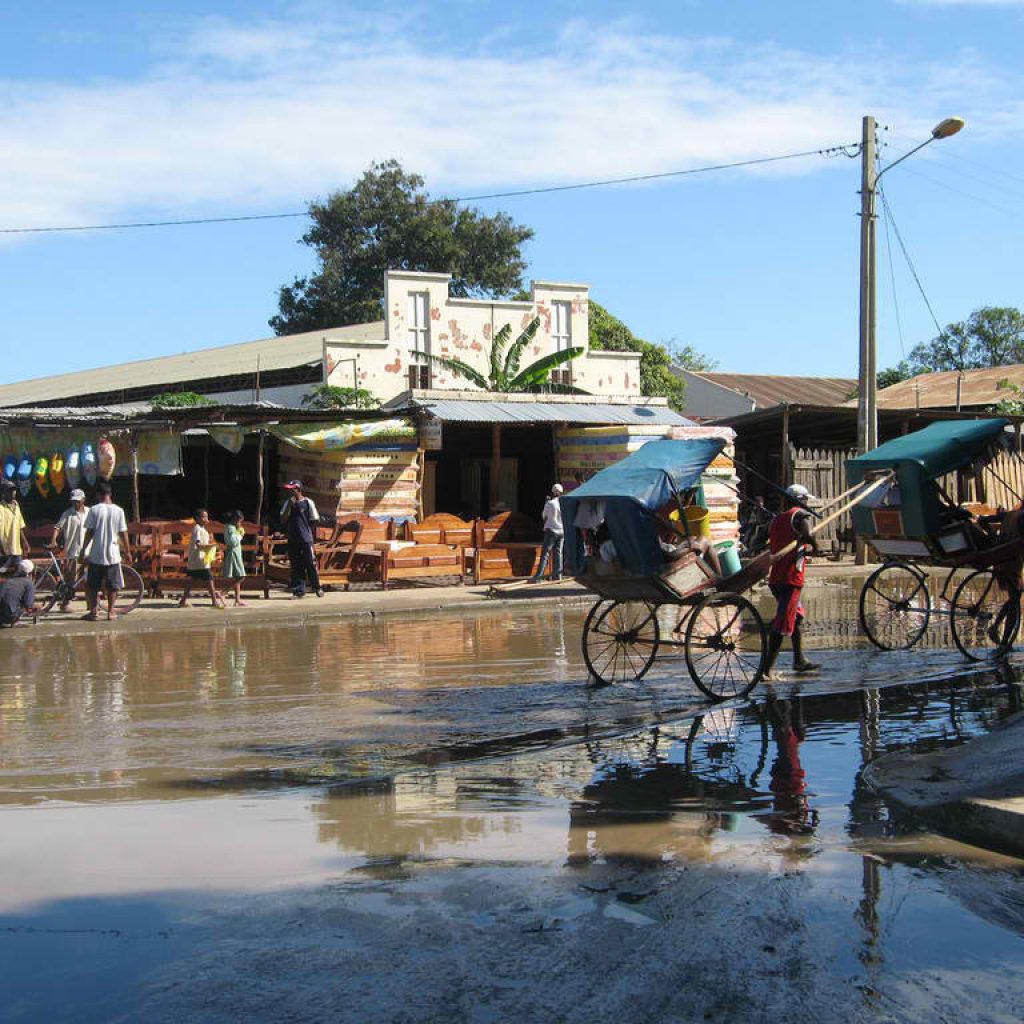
[0,321,385,409]
[872,364,1024,410]
[685,371,857,409]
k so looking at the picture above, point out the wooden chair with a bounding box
[149,520,198,596]
[264,516,381,591]
[407,513,474,550]
[469,511,545,583]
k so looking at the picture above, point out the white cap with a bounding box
[17,559,34,575]
[70,489,85,501]
[785,484,814,503]
[551,483,564,495]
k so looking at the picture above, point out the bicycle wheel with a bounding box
[581,599,660,685]
[32,567,64,616]
[112,566,145,615]
[859,562,931,650]
[950,569,1020,661]
[684,593,766,701]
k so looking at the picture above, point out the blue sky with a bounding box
[2,0,1023,387]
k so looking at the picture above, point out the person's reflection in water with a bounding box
[766,693,819,845]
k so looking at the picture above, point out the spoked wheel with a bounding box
[859,561,931,650]
[112,566,146,616]
[31,567,66,616]
[684,593,766,701]
[950,569,1021,661]
[581,599,660,685]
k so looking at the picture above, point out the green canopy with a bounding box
[847,419,1008,482]
[847,418,1009,538]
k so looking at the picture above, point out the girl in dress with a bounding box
[222,510,247,607]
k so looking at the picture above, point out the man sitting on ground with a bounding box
[0,559,38,627]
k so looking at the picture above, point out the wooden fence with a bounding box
[789,445,860,549]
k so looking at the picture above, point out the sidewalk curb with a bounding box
[862,711,1024,857]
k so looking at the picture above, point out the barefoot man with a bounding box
[82,480,129,621]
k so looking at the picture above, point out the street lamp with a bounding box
[857,115,965,454]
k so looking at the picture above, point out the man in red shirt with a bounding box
[764,484,820,678]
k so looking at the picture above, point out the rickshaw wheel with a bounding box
[683,593,766,702]
[950,569,1021,661]
[859,562,931,650]
[581,599,660,686]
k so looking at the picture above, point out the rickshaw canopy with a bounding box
[561,437,726,575]
[847,418,1009,539]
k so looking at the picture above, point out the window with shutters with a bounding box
[407,292,431,389]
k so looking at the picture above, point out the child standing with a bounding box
[222,510,247,607]
[179,508,226,609]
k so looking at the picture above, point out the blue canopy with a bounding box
[561,437,726,575]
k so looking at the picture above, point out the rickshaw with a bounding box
[847,418,1024,660]
[560,438,773,701]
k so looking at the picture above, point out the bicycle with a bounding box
[33,546,146,617]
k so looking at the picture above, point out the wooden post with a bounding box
[780,405,791,489]
[255,430,266,527]
[130,431,141,523]
[489,422,502,513]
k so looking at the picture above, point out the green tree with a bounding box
[587,301,715,412]
[414,317,584,394]
[150,391,215,408]
[907,307,1024,374]
[301,385,379,410]
[271,160,533,333]
[877,360,913,390]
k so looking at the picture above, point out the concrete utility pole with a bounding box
[856,114,965,456]
[857,116,877,455]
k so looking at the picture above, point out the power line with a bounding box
[879,192,907,358]
[878,187,944,337]
[0,142,857,236]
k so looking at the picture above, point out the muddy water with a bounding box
[4,580,1024,1022]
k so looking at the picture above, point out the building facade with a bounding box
[325,271,641,404]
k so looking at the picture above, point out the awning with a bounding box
[405,398,691,426]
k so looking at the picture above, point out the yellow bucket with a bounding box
[683,506,711,539]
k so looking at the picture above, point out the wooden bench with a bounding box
[151,519,271,598]
[265,514,391,590]
[377,542,466,589]
[468,511,545,583]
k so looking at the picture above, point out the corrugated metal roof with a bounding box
[0,321,386,407]
[873,365,1024,410]
[690,372,857,409]
[411,398,691,426]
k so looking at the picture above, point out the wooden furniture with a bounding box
[375,541,466,589]
[469,511,545,583]
[406,513,474,550]
[264,515,389,590]
[149,519,270,598]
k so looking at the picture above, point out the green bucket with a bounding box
[715,539,742,577]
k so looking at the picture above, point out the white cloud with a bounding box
[0,12,1019,232]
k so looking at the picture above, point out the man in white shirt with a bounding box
[82,480,129,621]
[531,483,564,583]
[50,488,89,610]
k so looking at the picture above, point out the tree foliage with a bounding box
[301,385,379,410]
[150,391,215,408]
[414,317,584,394]
[587,301,715,412]
[271,160,533,334]
[877,361,913,390]
[878,307,1024,383]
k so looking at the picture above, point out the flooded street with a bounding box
[3,578,1024,1022]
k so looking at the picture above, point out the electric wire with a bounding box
[897,164,1024,222]
[0,142,857,235]
[890,130,1024,194]
[879,191,907,359]
[878,187,944,337]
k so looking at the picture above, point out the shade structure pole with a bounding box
[130,431,141,523]
[255,430,266,528]
[490,422,501,513]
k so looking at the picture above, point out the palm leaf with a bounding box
[489,324,511,389]
[411,350,489,390]
[508,346,585,390]
[503,317,541,382]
